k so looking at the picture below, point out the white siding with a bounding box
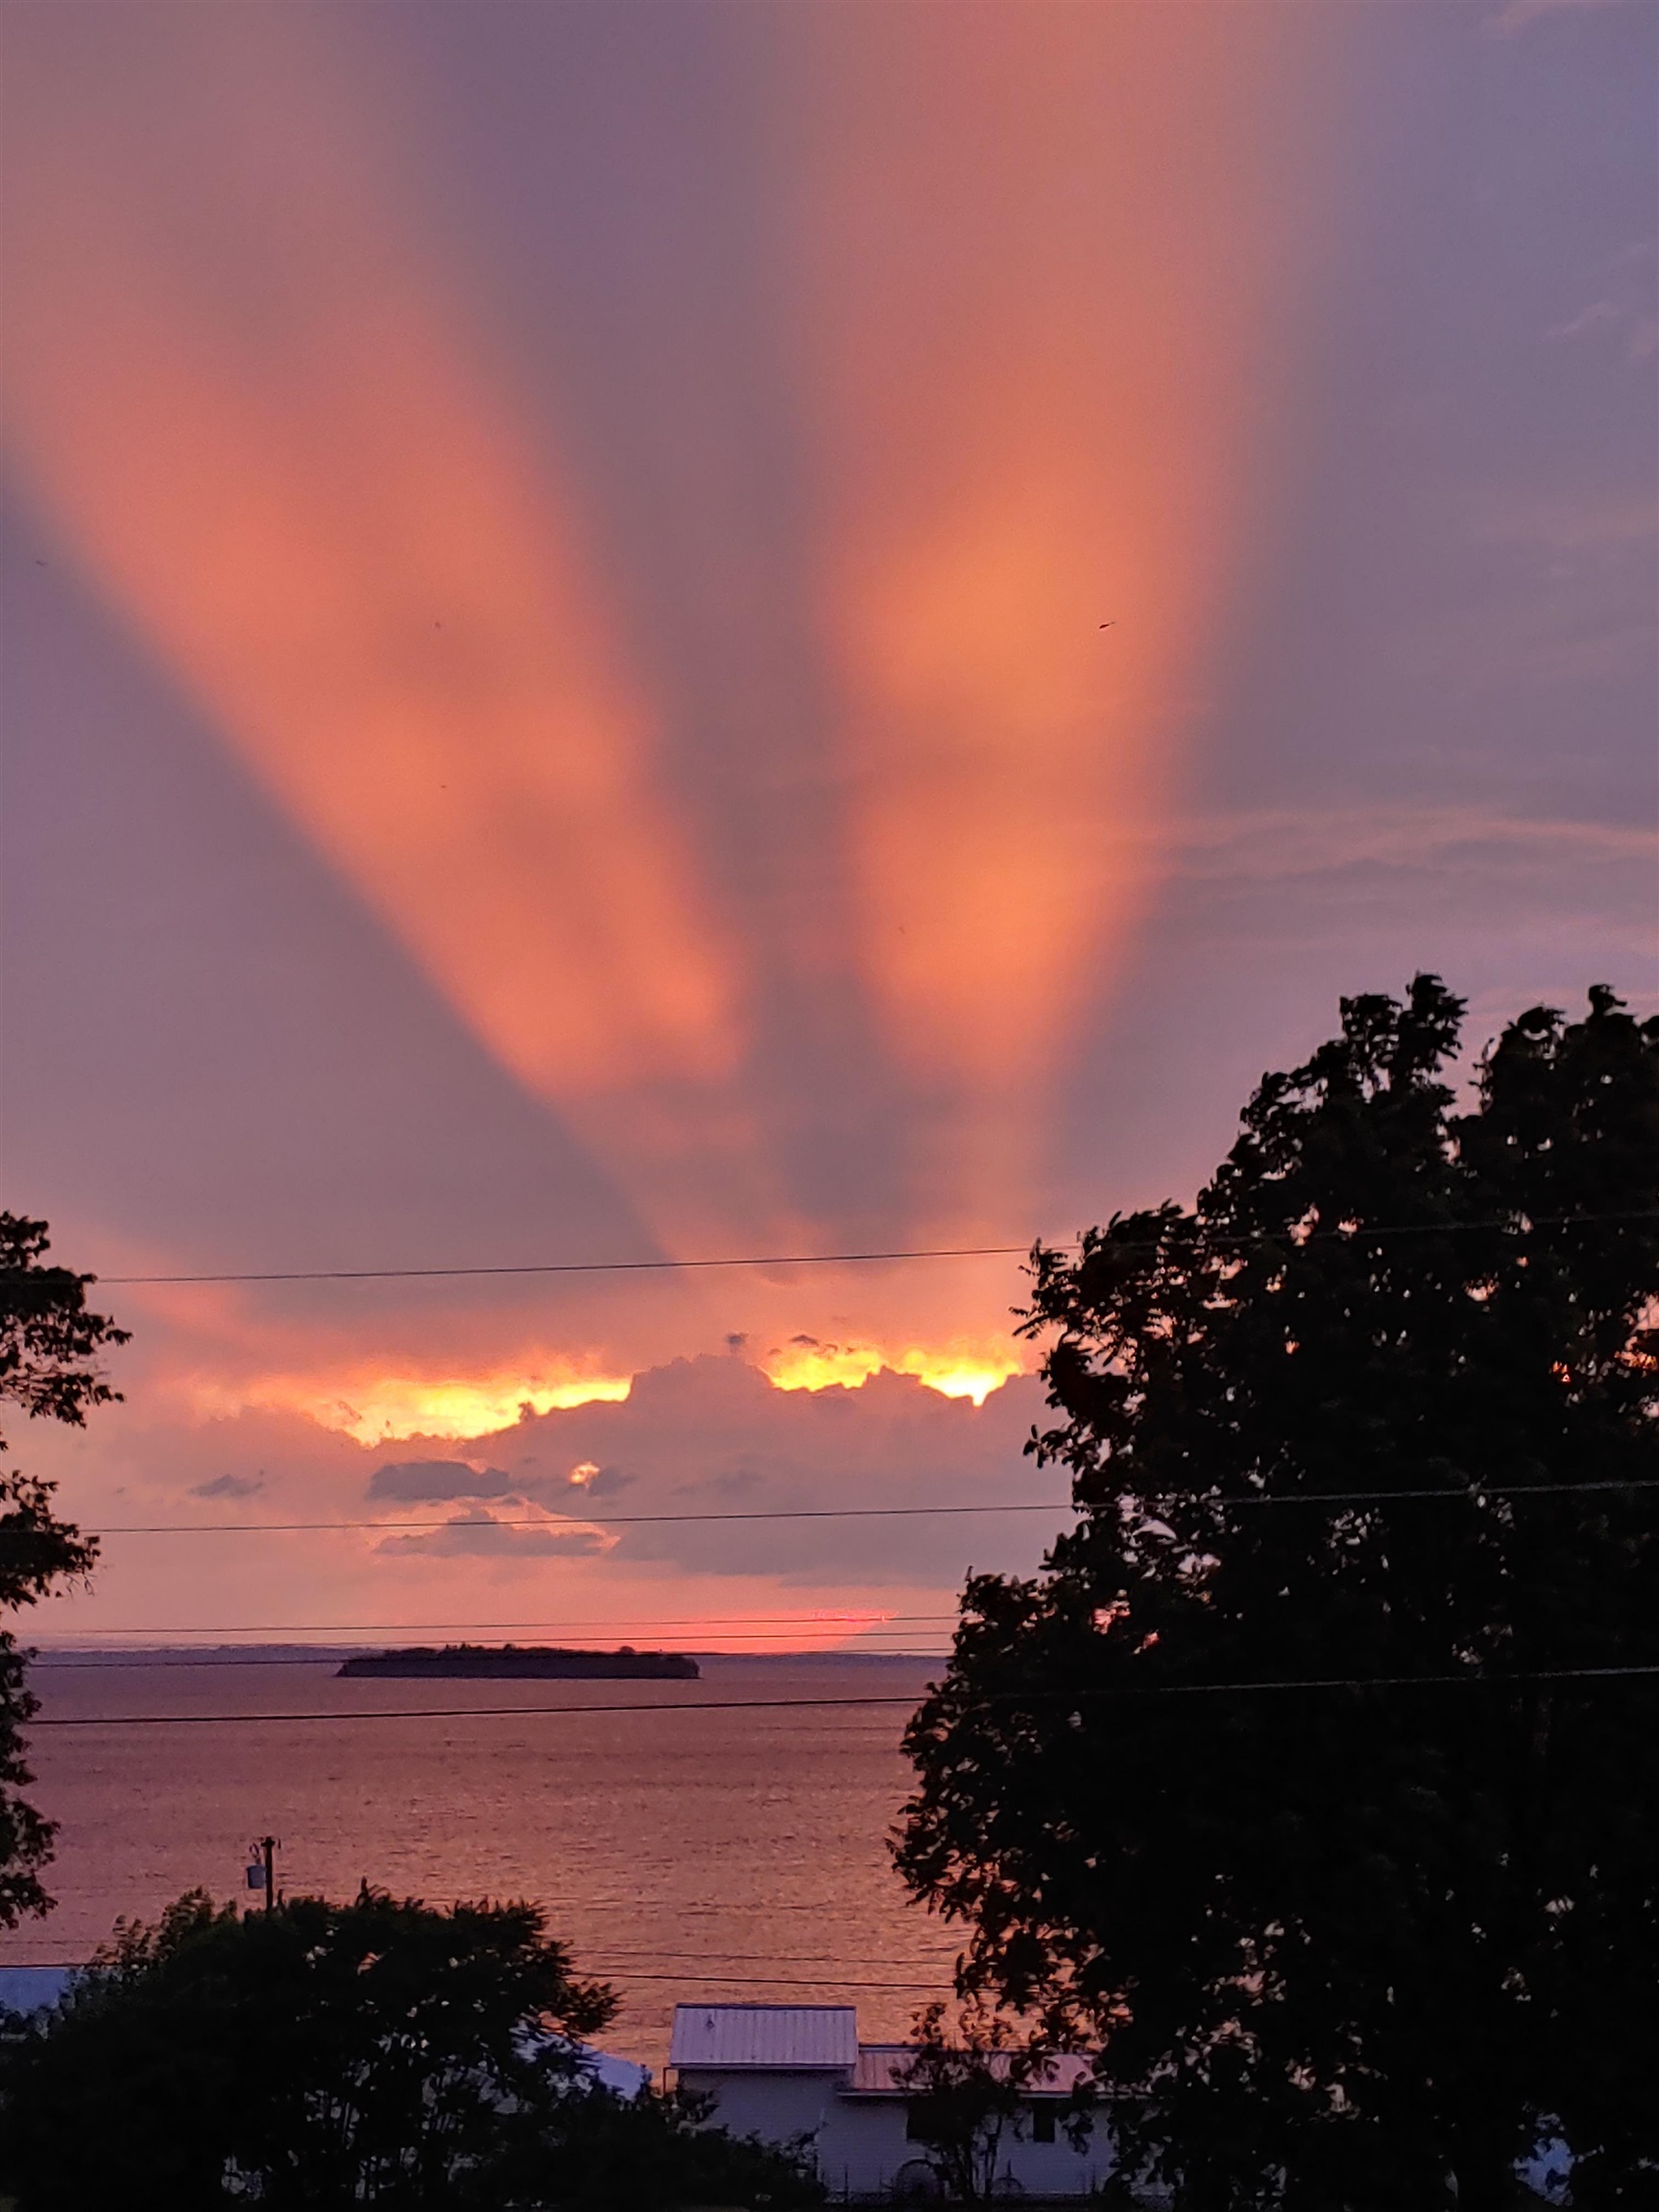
[680,2066,847,2150]
[671,2003,1117,2200]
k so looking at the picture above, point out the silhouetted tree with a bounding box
[0,1214,128,1431]
[0,1885,824,2209]
[894,1999,1063,2203]
[496,2069,827,2210]
[896,981,1659,2209]
[0,1214,121,1924]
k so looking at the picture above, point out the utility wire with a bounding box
[25,1693,919,1730]
[24,1665,1659,1730]
[75,1207,1659,1287]
[0,1960,946,1991]
[600,1971,942,1990]
[1,1940,956,1968]
[93,1244,1028,1286]
[34,1611,961,1639]
[78,1475,1659,1537]
[32,1643,956,1671]
[89,1503,1073,1534]
[582,1949,960,1968]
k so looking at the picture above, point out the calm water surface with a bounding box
[0,1653,961,2067]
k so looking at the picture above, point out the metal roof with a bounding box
[670,2004,859,2071]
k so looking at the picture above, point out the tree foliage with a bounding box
[895,980,1659,2209]
[493,2072,828,2210]
[894,1999,1073,2204]
[0,1214,120,1925]
[0,1885,824,2209]
[0,1214,129,1433]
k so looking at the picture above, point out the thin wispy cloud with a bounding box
[374,1505,613,1560]
[1166,808,1655,887]
[1486,0,1634,36]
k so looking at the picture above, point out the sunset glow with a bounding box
[198,1345,1025,1441]
[797,6,1339,1215]
[0,6,741,1120]
[760,1341,1026,1407]
[199,1366,635,1446]
[3,0,1646,1685]
[1,1,1343,1263]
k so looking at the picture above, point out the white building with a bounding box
[669,2003,1114,2200]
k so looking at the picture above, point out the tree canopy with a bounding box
[0,1214,121,1925]
[0,1885,824,2210]
[895,979,1659,2209]
[0,1214,129,1435]
[894,1999,1076,2204]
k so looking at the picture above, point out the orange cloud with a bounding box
[193,1365,635,1448]
[1,4,1351,1276]
[92,1248,1041,1462]
[190,1338,1022,1442]
[792,7,1346,1212]
[761,1336,1025,1407]
[0,7,738,1113]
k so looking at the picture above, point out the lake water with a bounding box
[0,1652,961,2069]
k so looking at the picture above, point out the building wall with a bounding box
[678,2065,845,2152]
[821,2102,1114,2200]
[684,2067,1115,2200]
[817,2097,912,2199]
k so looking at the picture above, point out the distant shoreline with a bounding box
[338,1645,700,1681]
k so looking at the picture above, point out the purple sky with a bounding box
[1,0,1653,1645]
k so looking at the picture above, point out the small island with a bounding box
[337,1643,700,1681]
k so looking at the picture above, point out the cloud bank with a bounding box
[22,1357,1064,1643]
[364,1357,1055,1587]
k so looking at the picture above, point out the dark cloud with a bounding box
[565,1464,634,1502]
[375,1505,610,1558]
[187,1472,265,1500]
[369,1459,514,1502]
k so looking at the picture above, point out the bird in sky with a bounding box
[1098,620,1117,629]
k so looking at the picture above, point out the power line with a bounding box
[94,1243,1029,1287]
[32,1642,955,1670]
[88,1503,1073,1534]
[26,1693,916,1730]
[24,1664,1659,1731]
[1119,1477,1659,1509]
[0,1959,950,1993]
[0,1938,958,1970]
[78,1207,1659,1288]
[1128,1207,1659,1251]
[0,1960,946,1991]
[78,1476,1659,1537]
[589,1949,960,1968]
[34,1611,961,1639]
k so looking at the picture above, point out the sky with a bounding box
[1,0,1653,1651]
